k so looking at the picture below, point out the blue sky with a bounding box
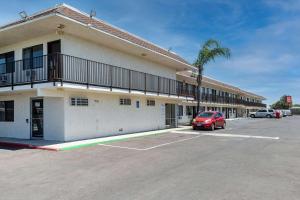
[1,0,299,105]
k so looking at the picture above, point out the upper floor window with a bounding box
[0,52,14,74]
[0,101,14,122]
[23,44,43,70]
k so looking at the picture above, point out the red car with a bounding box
[192,111,226,131]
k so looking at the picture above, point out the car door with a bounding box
[215,113,222,127]
[256,110,265,117]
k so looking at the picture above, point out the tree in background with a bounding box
[194,39,231,114]
[271,95,292,109]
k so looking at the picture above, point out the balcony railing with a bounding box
[0,53,266,108]
[0,53,195,98]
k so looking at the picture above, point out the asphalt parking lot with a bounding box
[1,116,300,200]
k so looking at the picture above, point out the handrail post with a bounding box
[86,60,89,89]
[157,76,160,95]
[60,54,63,86]
[144,73,147,94]
[110,65,113,91]
[30,58,33,88]
[128,70,131,93]
[11,67,14,90]
[168,79,171,96]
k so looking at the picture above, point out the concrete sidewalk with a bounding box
[0,126,191,151]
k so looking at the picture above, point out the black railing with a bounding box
[199,94,266,107]
[0,53,266,108]
[0,53,195,98]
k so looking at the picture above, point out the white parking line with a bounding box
[98,135,204,151]
[98,144,145,151]
[143,135,204,150]
[172,131,280,140]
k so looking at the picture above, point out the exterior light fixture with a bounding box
[56,24,65,35]
[19,11,28,19]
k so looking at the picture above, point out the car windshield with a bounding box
[198,112,214,118]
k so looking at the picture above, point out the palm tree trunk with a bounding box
[196,66,203,116]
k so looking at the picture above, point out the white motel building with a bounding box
[0,4,266,141]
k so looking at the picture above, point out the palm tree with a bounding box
[194,39,231,115]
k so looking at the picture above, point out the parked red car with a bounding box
[192,111,226,131]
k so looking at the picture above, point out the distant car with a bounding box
[192,111,226,131]
[250,109,276,118]
[281,109,292,117]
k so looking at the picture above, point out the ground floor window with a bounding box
[70,97,89,106]
[120,98,131,105]
[186,106,194,116]
[178,105,183,116]
[0,100,14,122]
[147,100,155,106]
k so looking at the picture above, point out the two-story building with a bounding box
[0,4,265,142]
[176,71,266,125]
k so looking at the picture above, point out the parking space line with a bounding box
[98,135,204,151]
[98,144,146,151]
[201,133,280,140]
[142,135,204,150]
[172,131,279,140]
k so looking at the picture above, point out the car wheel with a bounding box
[250,114,255,118]
[266,114,272,118]
[210,123,215,131]
[222,123,226,129]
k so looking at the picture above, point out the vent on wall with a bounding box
[70,97,89,106]
[120,98,131,106]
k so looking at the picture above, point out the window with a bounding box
[70,97,89,106]
[215,113,222,118]
[23,44,43,70]
[0,101,14,122]
[198,112,214,117]
[0,52,14,74]
[186,106,193,116]
[258,109,267,112]
[147,100,155,106]
[120,98,131,105]
[136,101,140,108]
[178,105,183,116]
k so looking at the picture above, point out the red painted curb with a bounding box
[0,141,58,151]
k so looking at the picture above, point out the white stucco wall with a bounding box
[0,91,65,141]
[63,90,170,141]
[61,34,177,79]
[43,97,65,141]
[1,33,177,80]
[0,92,32,139]
[0,34,61,60]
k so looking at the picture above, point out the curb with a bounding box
[0,127,191,152]
[0,141,59,151]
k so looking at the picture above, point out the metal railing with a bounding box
[0,53,266,108]
[0,53,195,98]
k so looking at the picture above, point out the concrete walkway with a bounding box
[0,127,191,151]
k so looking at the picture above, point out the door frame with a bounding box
[30,98,44,140]
[165,103,177,128]
[47,40,61,81]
